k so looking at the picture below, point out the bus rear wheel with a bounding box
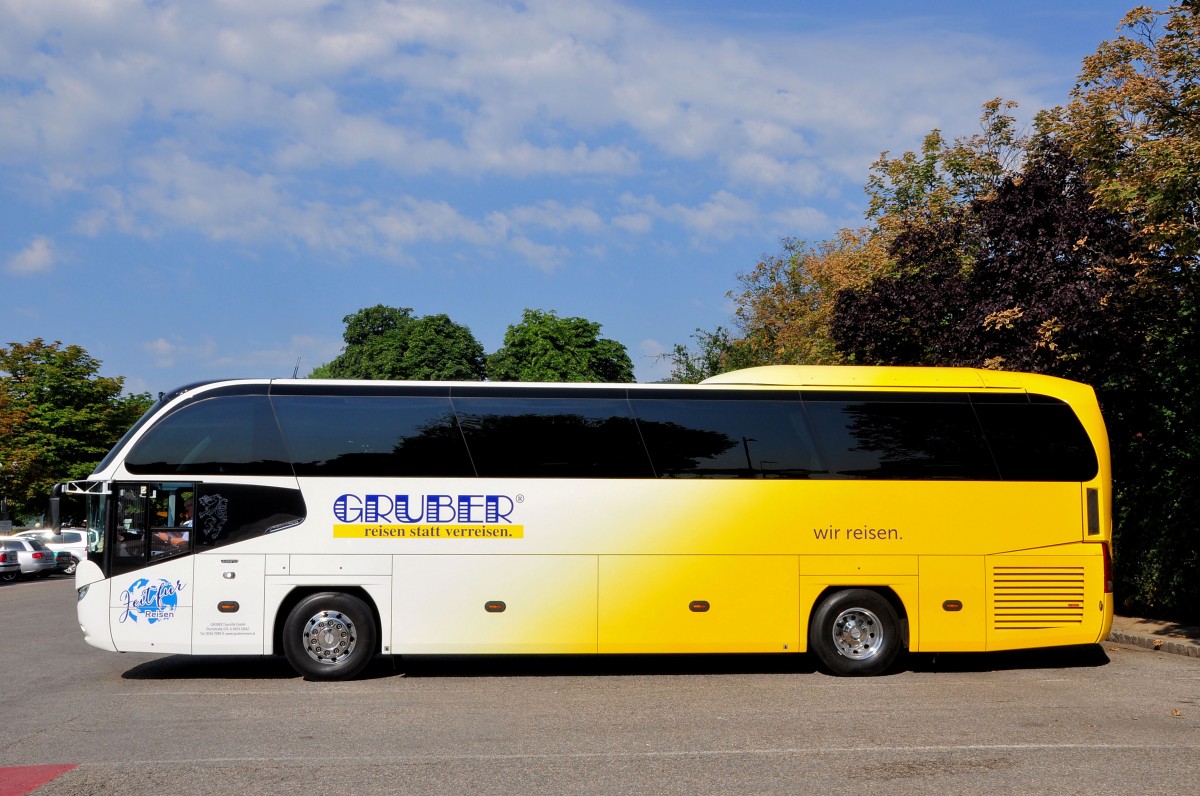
[809,589,901,676]
[282,592,377,681]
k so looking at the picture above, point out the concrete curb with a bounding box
[1106,630,1200,658]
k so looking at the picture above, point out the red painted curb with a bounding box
[0,765,77,796]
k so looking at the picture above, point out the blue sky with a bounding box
[1,0,1146,393]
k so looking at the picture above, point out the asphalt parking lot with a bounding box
[2,575,1197,796]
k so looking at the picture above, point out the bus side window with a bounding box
[272,393,473,477]
[971,395,1099,481]
[111,485,149,576]
[803,393,998,480]
[124,395,291,476]
[453,394,653,478]
[631,394,823,479]
[192,484,306,549]
[149,485,193,560]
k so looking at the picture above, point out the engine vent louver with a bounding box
[992,566,1086,630]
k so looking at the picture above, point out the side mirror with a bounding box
[49,484,62,531]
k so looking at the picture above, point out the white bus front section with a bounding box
[76,555,195,655]
[77,544,395,659]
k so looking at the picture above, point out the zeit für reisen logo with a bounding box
[119,577,186,624]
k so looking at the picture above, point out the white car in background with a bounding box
[12,528,89,575]
[0,536,58,580]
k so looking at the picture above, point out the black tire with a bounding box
[0,571,17,583]
[63,556,79,576]
[282,592,377,681]
[809,589,902,676]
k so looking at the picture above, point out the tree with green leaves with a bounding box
[486,309,634,383]
[312,305,486,381]
[663,326,742,384]
[1056,3,1200,276]
[832,137,1149,381]
[0,339,152,522]
[866,99,1029,230]
[668,100,1028,380]
[1049,2,1200,616]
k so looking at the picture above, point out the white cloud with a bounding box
[130,152,284,242]
[638,337,668,359]
[140,332,339,377]
[635,338,672,383]
[140,336,217,369]
[143,338,176,367]
[209,336,343,377]
[727,153,825,194]
[626,191,760,242]
[0,0,1067,263]
[769,205,832,237]
[612,213,652,234]
[507,201,605,235]
[5,236,57,275]
[509,236,569,274]
[367,198,498,248]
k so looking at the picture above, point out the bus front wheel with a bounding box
[282,592,377,681]
[809,589,901,676]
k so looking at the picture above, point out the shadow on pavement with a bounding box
[395,653,821,678]
[122,652,821,680]
[907,644,1111,673]
[120,644,1110,681]
[122,655,298,680]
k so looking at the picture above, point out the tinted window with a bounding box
[147,483,193,561]
[454,396,652,478]
[192,484,307,549]
[804,393,998,480]
[273,395,473,477]
[972,396,1098,481]
[125,396,292,476]
[111,484,150,576]
[632,395,823,478]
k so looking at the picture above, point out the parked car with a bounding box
[13,528,88,575]
[0,547,18,581]
[54,551,75,575]
[0,537,59,580]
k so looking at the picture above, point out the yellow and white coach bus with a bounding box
[57,365,1113,679]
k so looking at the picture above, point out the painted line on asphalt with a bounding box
[56,743,1200,767]
[0,765,78,796]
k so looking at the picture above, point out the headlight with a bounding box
[77,584,89,602]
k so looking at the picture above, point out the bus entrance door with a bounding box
[108,483,194,655]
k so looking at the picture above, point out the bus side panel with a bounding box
[916,556,986,652]
[985,551,1107,651]
[391,555,598,654]
[192,553,267,655]
[108,555,194,655]
[598,555,799,653]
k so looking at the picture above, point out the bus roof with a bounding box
[702,365,1032,390]
[159,365,1087,397]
